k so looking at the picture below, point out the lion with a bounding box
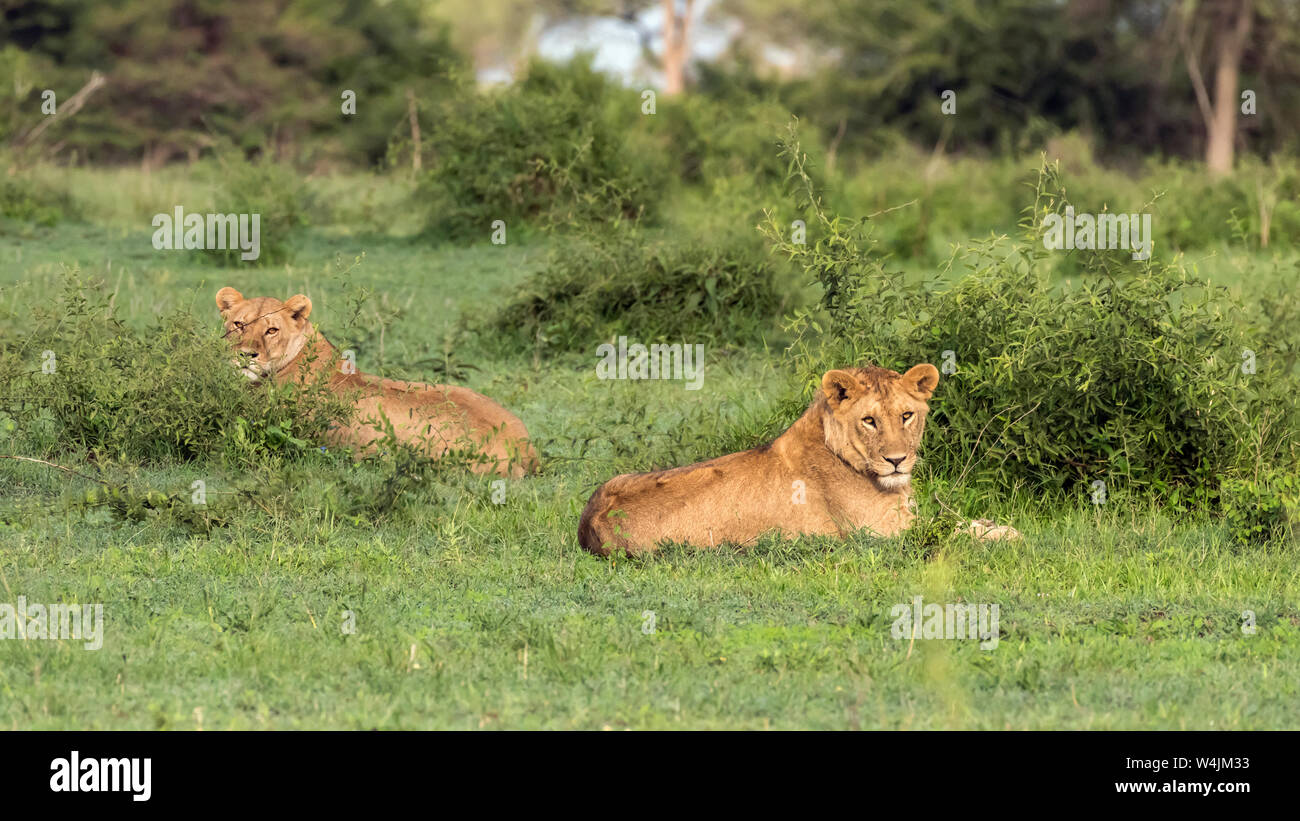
[215,287,538,477]
[578,363,1018,556]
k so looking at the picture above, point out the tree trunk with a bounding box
[407,88,422,174]
[661,0,694,96]
[1206,0,1253,177]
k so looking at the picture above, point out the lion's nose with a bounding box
[885,455,906,468]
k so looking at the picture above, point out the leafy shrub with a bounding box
[475,224,792,358]
[651,95,822,191]
[1219,470,1299,545]
[760,134,1298,499]
[1142,157,1300,252]
[1251,273,1300,381]
[419,58,667,240]
[829,146,1300,269]
[832,148,1028,262]
[0,277,349,463]
[197,148,310,266]
[0,172,79,227]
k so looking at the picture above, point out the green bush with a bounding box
[832,149,1027,262]
[476,224,792,359]
[197,148,310,266]
[0,277,349,463]
[1143,157,1300,252]
[0,172,79,227]
[650,95,822,191]
[1219,470,1299,545]
[827,146,1300,268]
[419,58,666,240]
[762,137,1298,499]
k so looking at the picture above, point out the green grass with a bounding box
[1,168,1298,729]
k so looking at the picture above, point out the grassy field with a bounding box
[1,167,1298,730]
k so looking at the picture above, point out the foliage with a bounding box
[0,166,79,227]
[0,276,350,463]
[197,147,311,266]
[717,0,1300,164]
[649,93,823,191]
[762,130,1299,499]
[0,0,465,166]
[419,58,665,240]
[476,222,790,358]
[1219,469,1299,545]
[3,162,1300,729]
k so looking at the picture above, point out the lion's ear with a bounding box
[284,294,312,323]
[821,369,860,406]
[902,363,940,399]
[216,287,244,314]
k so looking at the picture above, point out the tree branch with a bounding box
[0,455,103,484]
[1178,10,1215,132]
[12,71,107,151]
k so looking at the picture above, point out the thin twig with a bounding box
[0,454,102,484]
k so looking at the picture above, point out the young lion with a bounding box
[578,363,1015,555]
[216,287,538,477]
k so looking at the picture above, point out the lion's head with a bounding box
[215,287,313,381]
[819,363,939,490]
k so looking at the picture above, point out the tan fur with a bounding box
[578,363,942,556]
[962,518,1021,541]
[216,287,538,478]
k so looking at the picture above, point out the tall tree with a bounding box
[1179,0,1256,176]
[661,0,695,95]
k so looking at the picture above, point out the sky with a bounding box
[475,0,792,87]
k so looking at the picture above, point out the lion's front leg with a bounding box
[958,518,1022,541]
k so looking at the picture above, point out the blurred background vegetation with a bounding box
[4,0,1296,252]
[2,0,1296,173]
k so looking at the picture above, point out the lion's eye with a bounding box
[862,416,875,427]
[902,411,914,422]
[266,327,278,336]
[234,321,245,331]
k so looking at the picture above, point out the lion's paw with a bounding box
[959,518,1022,541]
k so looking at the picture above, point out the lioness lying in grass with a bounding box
[578,363,1017,555]
[216,287,538,477]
